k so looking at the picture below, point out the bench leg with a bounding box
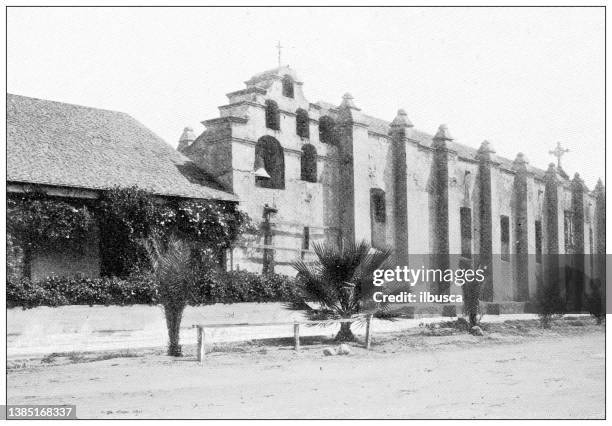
[294,323,300,351]
[365,314,373,350]
[197,326,205,363]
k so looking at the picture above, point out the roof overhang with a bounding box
[7,181,240,203]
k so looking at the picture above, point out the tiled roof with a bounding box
[7,94,237,201]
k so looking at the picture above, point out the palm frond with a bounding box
[292,239,396,323]
[142,234,197,308]
[293,258,341,310]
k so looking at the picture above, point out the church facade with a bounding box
[179,66,605,305]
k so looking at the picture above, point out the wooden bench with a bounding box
[193,315,374,363]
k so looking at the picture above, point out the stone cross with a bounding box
[549,142,569,168]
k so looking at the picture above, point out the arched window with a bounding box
[265,100,280,130]
[296,108,310,139]
[255,136,285,189]
[301,144,317,183]
[319,115,336,144]
[282,75,294,98]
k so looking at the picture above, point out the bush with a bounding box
[7,277,70,309]
[462,281,483,327]
[536,281,565,328]
[7,271,299,309]
[7,275,157,309]
[586,278,605,325]
[190,270,300,304]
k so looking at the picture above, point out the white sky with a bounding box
[7,6,605,188]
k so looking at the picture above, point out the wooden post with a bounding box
[365,314,373,350]
[197,326,205,363]
[293,322,300,351]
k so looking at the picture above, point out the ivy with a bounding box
[8,186,255,279]
[96,186,172,276]
[174,200,257,250]
[7,191,94,250]
[96,186,255,277]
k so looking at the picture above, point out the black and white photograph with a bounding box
[3,4,607,420]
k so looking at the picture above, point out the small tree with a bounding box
[586,278,605,325]
[462,281,482,328]
[461,259,484,328]
[144,235,198,356]
[292,240,392,342]
[536,280,565,328]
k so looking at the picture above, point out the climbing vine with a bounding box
[7,191,94,250]
[96,186,255,277]
[7,186,256,279]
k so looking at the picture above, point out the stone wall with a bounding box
[186,68,341,275]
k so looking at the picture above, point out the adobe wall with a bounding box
[210,74,341,274]
[181,67,605,305]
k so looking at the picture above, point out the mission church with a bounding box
[7,62,605,308]
[178,65,606,306]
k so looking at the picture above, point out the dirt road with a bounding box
[7,327,605,419]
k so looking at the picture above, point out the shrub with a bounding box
[292,240,393,342]
[462,281,483,327]
[536,281,565,328]
[190,270,300,304]
[7,270,298,309]
[7,278,69,309]
[7,275,157,309]
[586,278,605,325]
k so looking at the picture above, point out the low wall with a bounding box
[7,303,308,358]
[7,302,539,359]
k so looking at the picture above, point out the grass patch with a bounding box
[40,350,140,365]
[209,335,337,354]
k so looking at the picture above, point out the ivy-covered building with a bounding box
[7,94,238,281]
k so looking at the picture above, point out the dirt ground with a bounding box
[7,317,605,419]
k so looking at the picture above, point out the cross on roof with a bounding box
[549,142,570,169]
[276,41,283,68]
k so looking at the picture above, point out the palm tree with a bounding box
[144,234,198,356]
[292,240,393,341]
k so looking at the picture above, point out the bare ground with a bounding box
[7,317,605,419]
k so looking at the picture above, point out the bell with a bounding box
[254,154,271,179]
[254,167,271,179]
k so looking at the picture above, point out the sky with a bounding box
[7,6,605,188]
